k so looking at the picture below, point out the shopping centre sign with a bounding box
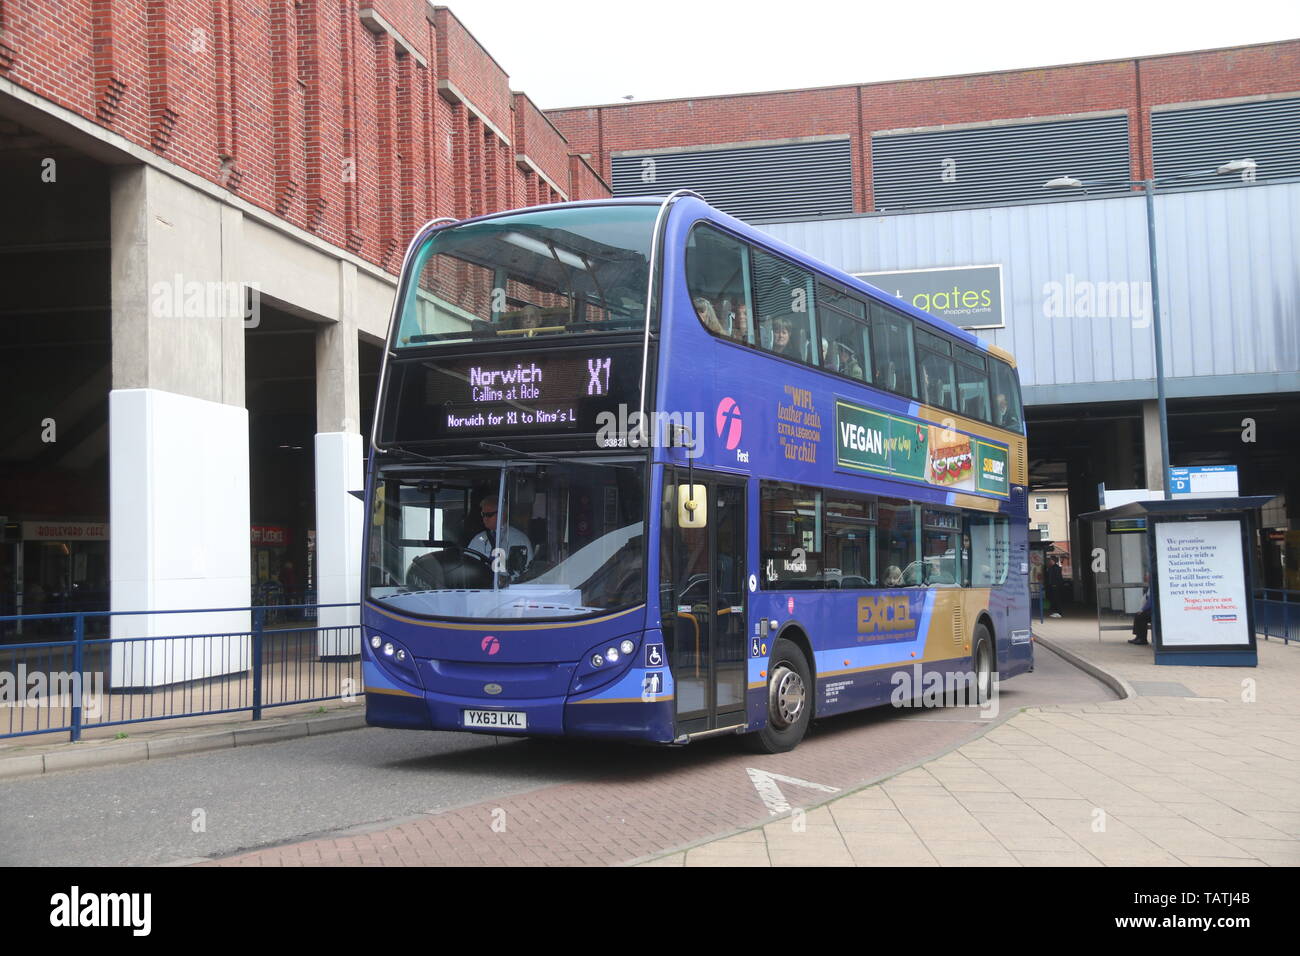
[857,265,1004,329]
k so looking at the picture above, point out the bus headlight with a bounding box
[370,634,382,649]
[619,639,635,655]
[591,653,604,667]
[383,642,395,657]
[605,647,619,663]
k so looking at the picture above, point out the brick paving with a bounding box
[208,644,1107,866]
[649,619,1300,867]
[209,710,984,866]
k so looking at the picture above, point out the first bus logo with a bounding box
[716,397,744,460]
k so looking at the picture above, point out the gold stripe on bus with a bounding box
[985,344,1017,366]
[950,492,1002,513]
[818,589,993,677]
[371,603,646,631]
[365,685,421,698]
[570,694,674,704]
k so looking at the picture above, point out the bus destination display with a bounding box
[383,348,640,442]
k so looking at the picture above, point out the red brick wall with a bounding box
[513,92,569,198]
[0,0,604,275]
[431,5,511,140]
[568,153,609,201]
[547,39,1300,212]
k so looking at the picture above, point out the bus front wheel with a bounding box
[749,638,812,753]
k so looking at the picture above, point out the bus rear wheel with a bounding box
[749,637,812,753]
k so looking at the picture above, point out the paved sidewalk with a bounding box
[640,618,1300,866]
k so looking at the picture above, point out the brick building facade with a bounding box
[0,0,608,273]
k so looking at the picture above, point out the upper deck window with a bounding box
[685,224,755,345]
[393,205,659,349]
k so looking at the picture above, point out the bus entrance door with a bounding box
[667,473,747,736]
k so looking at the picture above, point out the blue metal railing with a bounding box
[1255,588,1298,644]
[0,603,361,742]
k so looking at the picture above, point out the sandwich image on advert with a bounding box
[926,425,974,490]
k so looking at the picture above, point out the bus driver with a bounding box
[468,494,534,571]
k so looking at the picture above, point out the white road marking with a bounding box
[746,767,840,815]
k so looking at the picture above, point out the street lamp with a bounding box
[1043,159,1258,499]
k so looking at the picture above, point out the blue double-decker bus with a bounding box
[362,191,1031,751]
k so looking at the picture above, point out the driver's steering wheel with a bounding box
[406,542,494,590]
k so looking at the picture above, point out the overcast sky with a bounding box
[451,0,1299,110]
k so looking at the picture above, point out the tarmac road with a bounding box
[0,644,1113,866]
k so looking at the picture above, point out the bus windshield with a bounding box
[368,458,646,620]
[393,204,659,348]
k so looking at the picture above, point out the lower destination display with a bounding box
[834,399,1009,498]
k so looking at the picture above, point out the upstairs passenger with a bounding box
[995,392,1020,431]
[771,318,800,359]
[693,296,725,335]
[517,304,544,331]
[878,360,900,393]
[732,303,752,343]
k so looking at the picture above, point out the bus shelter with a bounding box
[1080,496,1274,666]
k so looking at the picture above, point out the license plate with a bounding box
[463,709,527,730]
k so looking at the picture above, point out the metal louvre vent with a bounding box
[1152,97,1300,181]
[872,115,1131,211]
[952,601,965,646]
[611,140,854,221]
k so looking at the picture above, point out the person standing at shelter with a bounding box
[1045,555,1064,618]
[1129,576,1152,645]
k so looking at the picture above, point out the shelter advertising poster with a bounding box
[1154,519,1250,646]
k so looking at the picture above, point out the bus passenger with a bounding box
[693,296,725,334]
[771,318,799,359]
[518,304,543,332]
[840,346,864,380]
[732,303,751,342]
[995,392,1020,430]
[883,565,904,587]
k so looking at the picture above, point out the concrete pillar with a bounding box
[314,260,363,654]
[109,165,251,686]
[1141,399,1166,493]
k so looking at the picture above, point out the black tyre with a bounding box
[748,637,813,753]
[971,623,995,706]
